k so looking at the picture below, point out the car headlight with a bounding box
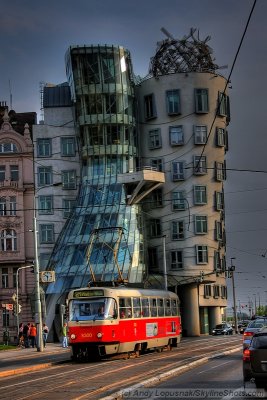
[70,333,76,339]
[96,332,103,338]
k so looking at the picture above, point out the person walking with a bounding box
[29,323,37,348]
[61,322,68,348]
[18,323,24,348]
[42,323,49,348]
[23,322,31,348]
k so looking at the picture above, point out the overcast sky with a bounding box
[1,0,267,312]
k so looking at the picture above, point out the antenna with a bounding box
[9,79,12,110]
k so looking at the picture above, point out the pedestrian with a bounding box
[18,323,24,347]
[23,322,31,348]
[29,323,37,348]
[60,322,68,348]
[42,323,49,348]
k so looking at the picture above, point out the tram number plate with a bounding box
[81,333,93,338]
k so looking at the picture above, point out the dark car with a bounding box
[212,323,233,335]
[243,318,267,348]
[243,327,267,388]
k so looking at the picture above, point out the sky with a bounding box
[1,0,267,312]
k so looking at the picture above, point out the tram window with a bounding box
[150,298,157,317]
[133,297,141,318]
[69,298,117,321]
[165,298,171,316]
[119,297,132,319]
[141,298,150,317]
[172,299,178,316]
[157,298,164,316]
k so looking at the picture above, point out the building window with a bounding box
[9,196,16,216]
[0,142,18,153]
[221,255,226,272]
[216,127,227,147]
[1,267,8,288]
[204,284,212,298]
[215,221,223,241]
[169,126,184,146]
[62,170,76,189]
[172,161,185,180]
[194,156,207,175]
[145,189,163,210]
[215,191,224,211]
[61,137,75,156]
[172,191,186,211]
[148,247,159,273]
[194,185,207,205]
[144,94,157,120]
[214,251,221,271]
[215,161,226,181]
[40,224,54,243]
[37,138,51,157]
[170,250,183,269]
[80,214,97,235]
[0,166,5,181]
[217,92,230,118]
[213,285,220,298]
[39,195,53,214]
[196,245,208,264]
[0,197,6,216]
[194,125,207,144]
[195,215,208,234]
[148,129,161,149]
[166,89,181,115]
[151,158,163,172]
[195,89,209,113]
[38,167,52,186]
[221,285,227,299]
[0,229,17,251]
[10,165,19,181]
[13,267,18,289]
[171,220,185,240]
[149,219,161,237]
[2,309,9,327]
[62,199,76,218]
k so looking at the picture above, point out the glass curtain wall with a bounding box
[46,45,144,310]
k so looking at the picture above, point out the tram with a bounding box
[66,285,182,361]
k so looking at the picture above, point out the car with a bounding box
[243,318,267,348]
[243,327,267,388]
[212,323,234,335]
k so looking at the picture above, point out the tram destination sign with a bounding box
[73,289,104,298]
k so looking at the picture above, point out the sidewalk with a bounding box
[0,343,71,378]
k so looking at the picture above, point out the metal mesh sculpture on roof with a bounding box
[149,28,220,77]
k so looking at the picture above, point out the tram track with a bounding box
[0,336,242,400]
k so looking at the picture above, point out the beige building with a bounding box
[136,33,230,335]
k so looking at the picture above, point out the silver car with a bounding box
[243,318,267,348]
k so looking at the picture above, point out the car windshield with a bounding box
[215,324,225,329]
[69,297,117,321]
[248,320,267,329]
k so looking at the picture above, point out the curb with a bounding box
[100,346,242,400]
[0,362,56,378]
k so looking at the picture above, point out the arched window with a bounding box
[0,142,18,153]
[1,229,17,251]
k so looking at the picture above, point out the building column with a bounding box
[208,306,222,334]
[179,283,200,336]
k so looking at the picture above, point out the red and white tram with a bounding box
[66,285,182,361]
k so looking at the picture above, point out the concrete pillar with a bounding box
[208,306,222,334]
[179,283,200,336]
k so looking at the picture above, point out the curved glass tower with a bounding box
[46,45,145,324]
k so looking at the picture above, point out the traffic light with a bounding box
[13,304,17,316]
[18,304,22,314]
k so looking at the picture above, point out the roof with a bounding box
[43,83,72,108]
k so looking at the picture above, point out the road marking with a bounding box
[197,360,232,374]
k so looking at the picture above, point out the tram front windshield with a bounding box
[69,297,117,321]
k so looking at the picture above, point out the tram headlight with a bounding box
[96,332,103,339]
[70,333,76,340]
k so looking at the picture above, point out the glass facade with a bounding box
[46,46,144,309]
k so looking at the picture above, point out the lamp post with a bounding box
[16,265,34,337]
[162,235,167,290]
[229,257,238,334]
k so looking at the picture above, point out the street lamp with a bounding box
[15,265,34,337]
[162,235,167,290]
[227,257,238,334]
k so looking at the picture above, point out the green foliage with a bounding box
[0,344,16,351]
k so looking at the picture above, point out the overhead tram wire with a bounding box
[196,0,258,169]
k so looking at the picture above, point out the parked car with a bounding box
[243,318,267,348]
[212,323,233,335]
[243,327,267,388]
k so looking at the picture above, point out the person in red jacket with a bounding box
[29,323,37,348]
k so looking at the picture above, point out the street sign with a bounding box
[5,304,14,311]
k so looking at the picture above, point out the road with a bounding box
[0,336,244,400]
